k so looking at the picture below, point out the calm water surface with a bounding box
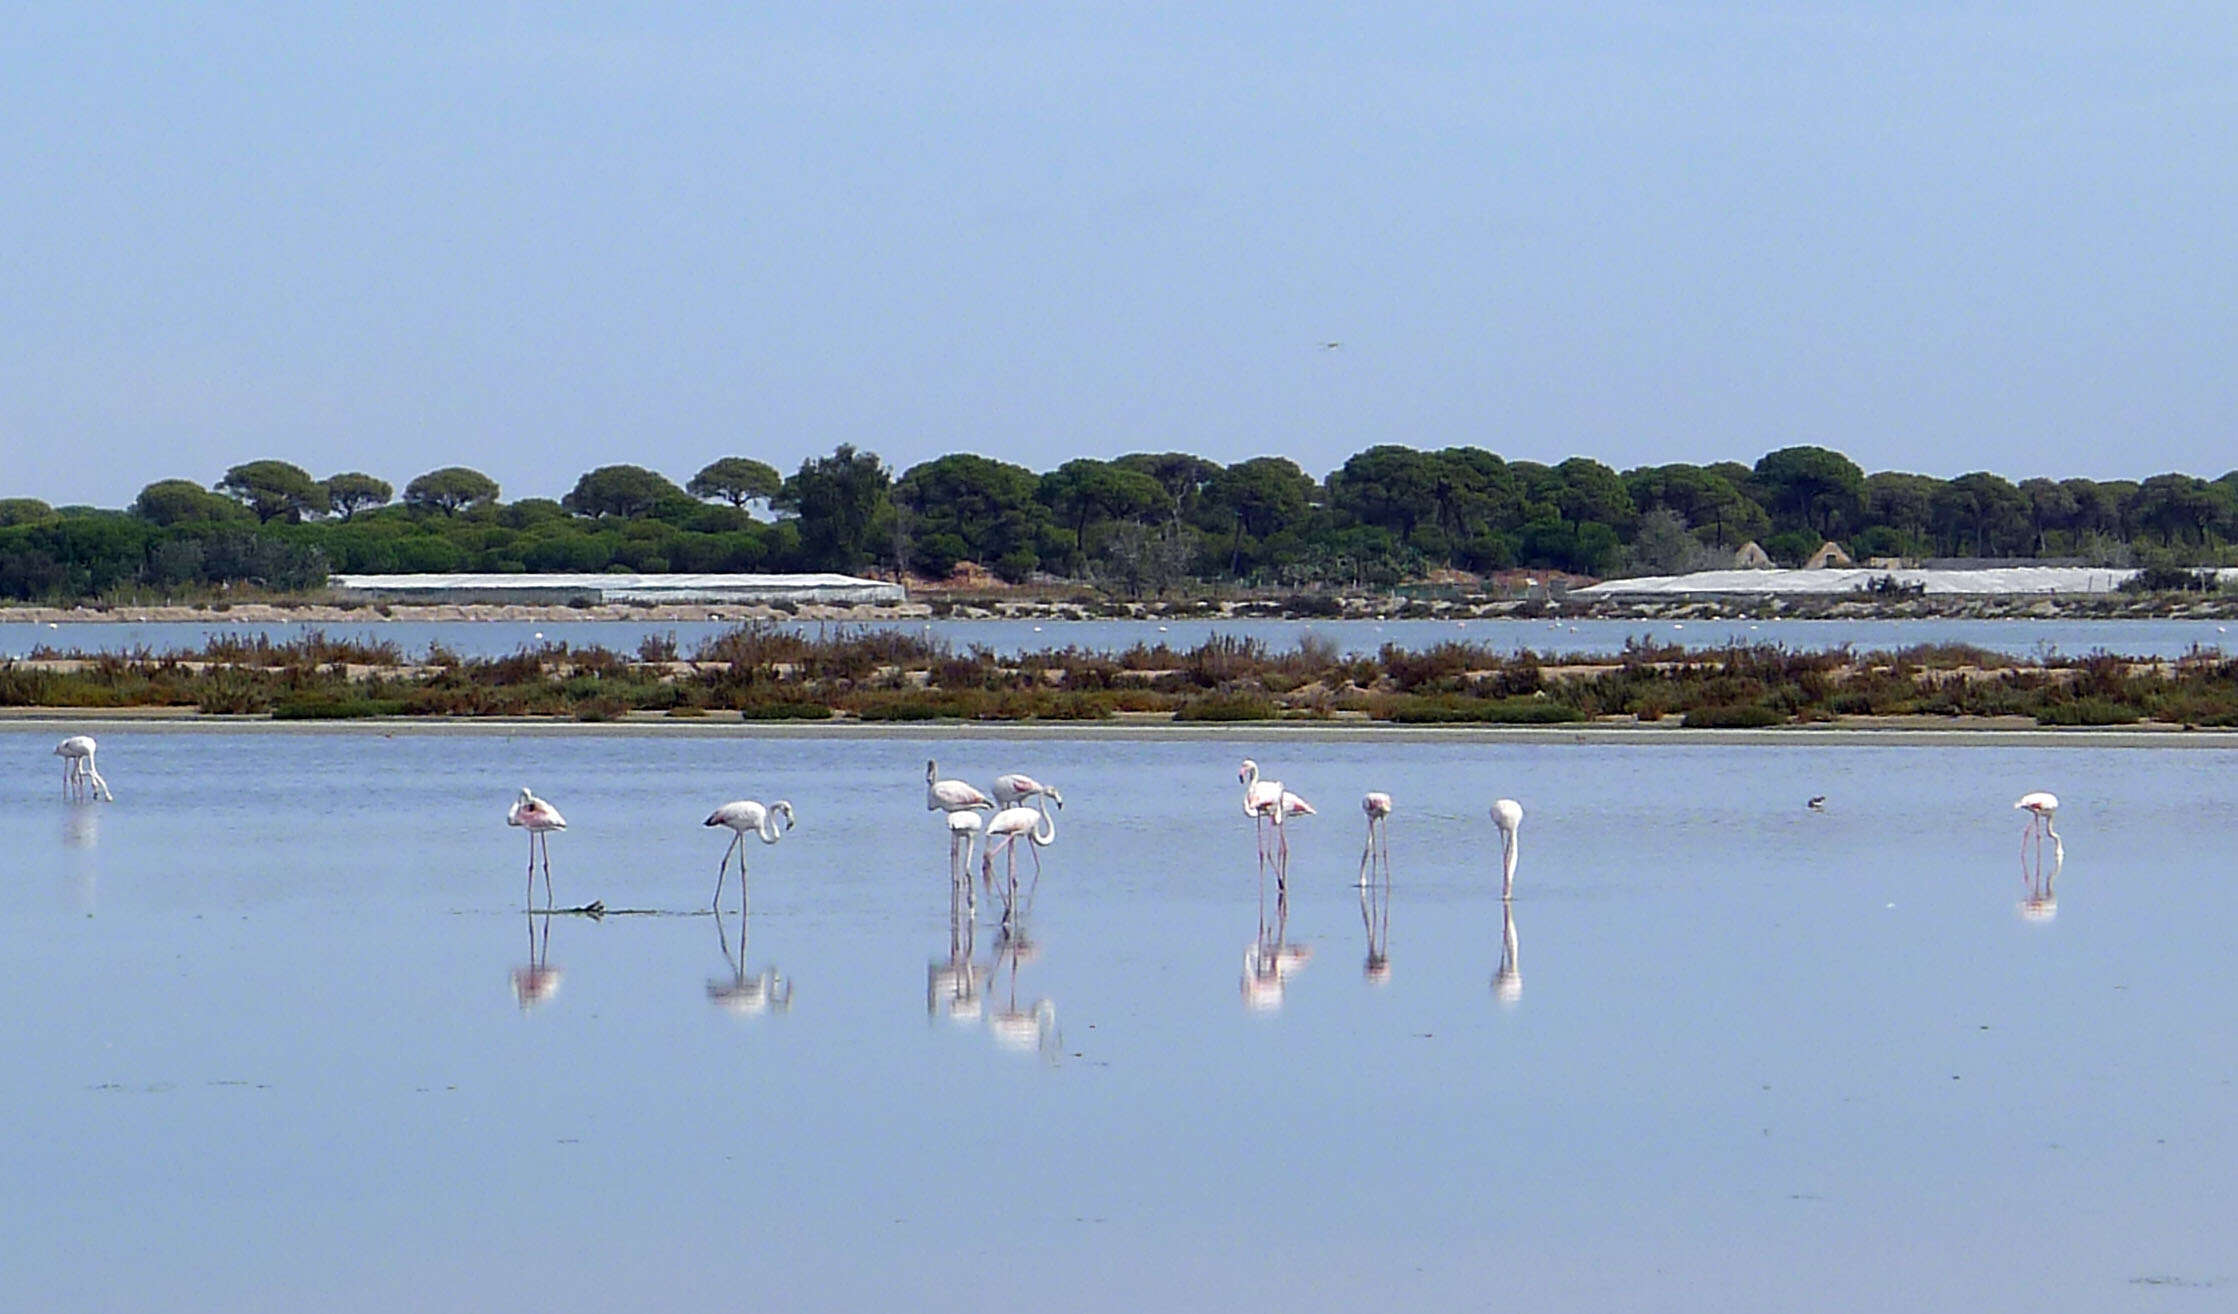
[7,615,2238,660]
[5,729,2235,1311]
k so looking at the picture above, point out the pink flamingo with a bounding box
[1238,759,1285,861]
[992,772,1064,810]
[53,735,112,802]
[926,760,994,814]
[703,799,795,909]
[1490,798,1523,900]
[982,797,1057,924]
[2015,791,2060,869]
[1359,791,1393,886]
[507,786,567,908]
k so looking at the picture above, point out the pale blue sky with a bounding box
[4,3,2234,506]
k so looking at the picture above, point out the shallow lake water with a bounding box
[6,727,2236,1311]
[7,614,2238,660]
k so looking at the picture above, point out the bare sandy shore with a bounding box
[2,707,2234,747]
[0,601,935,624]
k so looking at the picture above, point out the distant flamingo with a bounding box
[1490,798,1524,899]
[927,760,994,814]
[507,787,567,908]
[983,797,1057,923]
[53,735,111,802]
[993,772,1064,811]
[703,798,795,909]
[1359,792,1392,886]
[2015,790,2061,870]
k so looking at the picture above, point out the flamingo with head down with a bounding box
[507,787,567,909]
[703,798,795,909]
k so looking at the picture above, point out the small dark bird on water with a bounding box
[1807,796,1826,810]
[1320,341,1341,350]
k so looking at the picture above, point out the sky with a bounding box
[4,2,2235,508]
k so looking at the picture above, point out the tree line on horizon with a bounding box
[4,444,2238,602]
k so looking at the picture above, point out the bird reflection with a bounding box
[2020,837,2063,923]
[1358,823,1392,985]
[510,913,564,1012]
[929,850,986,1023]
[985,925,1059,1061]
[63,802,100,849]
[1493,899,1522,1006]
[708,910,791,1017]
[1243,883,1312,1012]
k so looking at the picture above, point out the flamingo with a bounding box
[983,797,1057,923]
[947,810,984,892]
[53,735,111,802]
[506,787,567,908]
[2015,790,2061,870]
[1272,789,1315,867]
[927,760,994,814]
[1490,798,1524,900]
[992,772,1064,811]
[1238,759,1290,868]
[1359,791,1393,886]
[703,798,795,909]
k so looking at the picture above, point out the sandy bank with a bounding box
[2,706,2234,747]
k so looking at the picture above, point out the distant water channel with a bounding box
[5,728,2234,1310]
[6,615,2238,660]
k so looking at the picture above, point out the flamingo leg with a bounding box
[712,833,740,908]
[1359,822,1373,887]
[540,833,554,908]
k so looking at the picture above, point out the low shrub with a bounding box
[1680,703,1784,728]
[1173,693,1279,721]
[2035,698,2143,726]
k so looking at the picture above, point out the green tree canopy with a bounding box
[1038,459,1166,571]
[774,444,891,573]
[0,498,55,527]
[217,460,328,523]
[322,472,393,521]
[565,465,688,519]
[134,479,252,527]
[895,453,1052,580]
[403,467,501,514]
[687,457,783,510]
[1751,446,1864,537]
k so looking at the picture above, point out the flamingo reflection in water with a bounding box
[510,913,564,1012]
[1358,794,1393,983]
[1243,881,1312,1012]
[985,926,1059,1060]
[708,910,792,1017]
[1493,899,1522,1005]
[929,825,987,1022]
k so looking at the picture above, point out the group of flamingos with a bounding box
[51,733,2064,917]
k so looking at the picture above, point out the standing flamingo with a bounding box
[1359,791,1393,886]
[1490,798,1524,900]
[1273,789,1315,866]
[1238,759,1285,860]
[703,798,795,909]
[947,810,985,892]
[507,787,567,908]
[992,772,1064,811]
[983,797,1057,924]
[927,760,994,814]
[53,735,111,802]
[2015,790,2060,870]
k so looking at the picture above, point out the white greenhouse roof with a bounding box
[1573,567,2145,597]
[331,573,906,603]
